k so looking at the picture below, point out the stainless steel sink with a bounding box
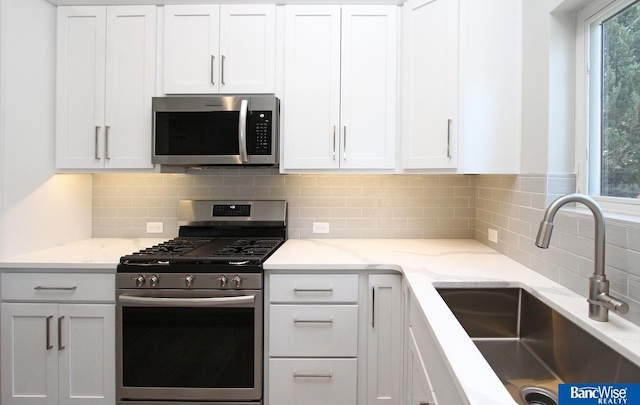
[437,288,640,405]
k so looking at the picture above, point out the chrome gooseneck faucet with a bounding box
[535,193,629,322]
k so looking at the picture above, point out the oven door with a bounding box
[116,289,262,402]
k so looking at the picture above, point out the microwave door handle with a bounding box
[119,295,256,307]
[238,99,249,163]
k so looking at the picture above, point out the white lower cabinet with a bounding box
[406,325,438,405]
[1,273,115,405]
[367,274,403,405]
[266,272,401,405]
[403,285,465,405]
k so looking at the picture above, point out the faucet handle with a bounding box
[596,293,630,315]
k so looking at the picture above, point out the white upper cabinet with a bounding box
[282,5,397,171]
[163,4,276,94]
[56,6,156,171]
[401,0,521,174]
[401,0,458,170]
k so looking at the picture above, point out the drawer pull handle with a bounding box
[293,318,334,324]
[34,286,77,291]
[293,372,333,378]
[293,288,333,293]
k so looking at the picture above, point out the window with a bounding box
[578,0,640,212]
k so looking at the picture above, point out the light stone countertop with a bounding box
[263,238,640,405]
[0,238,166,271]
[2,237,639,404]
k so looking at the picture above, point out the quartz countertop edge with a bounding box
[263,238,640,405]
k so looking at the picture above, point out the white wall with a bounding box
[0,0,92,260]
[519,0,593,175]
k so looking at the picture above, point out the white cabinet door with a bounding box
[164,5,276,94]
[401,0,458,170]
[1,303,59,405]
[407,326,438,405]
[283,5,341,170]
[367,274,402,405]
[1,303,115,405]
[282,5,397,171]
[219,5,276,93]
[163,5,220,94]
[340,6,396,170]
[103,6,156,170]
[56,6,155,170]
[56,6,106,170]
[58,304,115,405]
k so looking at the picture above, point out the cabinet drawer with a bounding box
[1,273,115,302]
[270,305,358,357]
[269,358,357,405]
[269,274,359,303]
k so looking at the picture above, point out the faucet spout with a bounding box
[535,193,629,321]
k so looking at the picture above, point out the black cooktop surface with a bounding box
[119,237,285,265]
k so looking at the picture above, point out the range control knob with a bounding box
[148,275,159,287]
[184,274,195,287]
[133,275,145,287]
[232,275,243,288]
[217,275,228,288]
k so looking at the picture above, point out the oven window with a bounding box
[122,306,255,388]
[155,111,240,155]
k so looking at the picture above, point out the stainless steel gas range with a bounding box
[116,199,287,405]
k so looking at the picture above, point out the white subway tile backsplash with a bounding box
[93,172,476,240]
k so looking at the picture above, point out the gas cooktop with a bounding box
[119,237,285,265]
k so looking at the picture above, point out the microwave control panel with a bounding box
[248,111,273,155]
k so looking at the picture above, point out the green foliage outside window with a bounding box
[601,0,640,197]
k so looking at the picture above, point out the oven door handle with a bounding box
[119,294,255,307]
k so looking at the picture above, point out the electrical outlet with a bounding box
[312,222,330,234]
[488,228,498,243]
[146,222,164,234]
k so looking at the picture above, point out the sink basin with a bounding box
[437,288,640,405]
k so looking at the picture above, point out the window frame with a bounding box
[576,0,640,215]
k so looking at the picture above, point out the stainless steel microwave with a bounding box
[152,95,279,166]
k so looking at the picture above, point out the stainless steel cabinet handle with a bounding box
[293,288,334,293]
[95,126,100,160]
[119,295,255,307]
[58,316,65,350]
[343,126,347,160]
[420,402,432,405]
[447,119,452,158]
[221,55,226,85]
[46,315,53,350]
[34,286,77,291]
[238,99,248,163]
[372,286,376,328]
[105,126,111,160]
[293,372,333,378]
[332,125,337,160]
[293,318,334,324]
[211,55,215,85]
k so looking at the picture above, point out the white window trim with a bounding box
[575,0,640,216]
